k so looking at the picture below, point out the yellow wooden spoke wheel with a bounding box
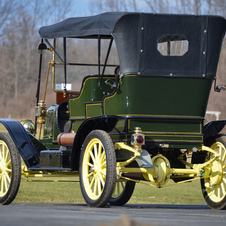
[109,180,135,206]
[79,130,116,207]
[201,135,226,210]
[0,133,21,205]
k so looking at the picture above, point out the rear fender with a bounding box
[192,120,226,164]
[71,116,118,170]
[0,119,46,169]
[203,120,226,141]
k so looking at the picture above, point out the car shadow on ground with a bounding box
[37,203,210,210]
[12,202,210,210]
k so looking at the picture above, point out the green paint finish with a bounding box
[72,120,83,133]
[103,75,212,147]
[104,75,213,117]
[53,118,60,142]
[86,102,102,118]
[69,76,114,118]
[166,143,202,149]
[129,119,201,134]
[127,133,202,142]
[40,138,60,149]
[144,135,203,142]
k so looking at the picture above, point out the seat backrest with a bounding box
[69,75,115,119]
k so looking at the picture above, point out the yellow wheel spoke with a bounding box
[89,150,95,164]
[218,145,222,157]
[0,146,3,161]
[100,161,106,169]
[212,185,216,196]
[119,182,125,194]
[221,183,226,197]
[87,172,94,178]
[89,176,95,189]
[112,181,127,198]
[97,143,101,161]
[2,145,5,161]
[117,181,120,194]
[100,150,105,162]
[6,159,11,167]
[98,144,103,159]
[5,149,9,162]
[0,176,4,192]
[94,179,97,196]
[216,185,221,198]
[5,167,12,173]
[121,182,126,190]
[4,172,10,182]
[3,148,9,162]
[113,184,117,195]
[99,173,105,187]
[3,175,8,193]
[223,177,226,185]
[223,165,226,171]
[222,149,226,163]
[94,144,98,161]
[86,162,94,167]
[97,178,101,196]
[99,169,106,176]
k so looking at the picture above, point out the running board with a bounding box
[29,167,71,171]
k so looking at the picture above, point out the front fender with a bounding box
[203,120,226,141]
[0,119,46,169]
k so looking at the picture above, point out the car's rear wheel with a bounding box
[79,130,116,207]
[201,135,226,210]
[0,132,21,205]
[109,180,135,206]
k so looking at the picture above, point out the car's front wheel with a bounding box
[0,132,21,205]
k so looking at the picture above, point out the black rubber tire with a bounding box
[109,180,135,206]
[0,132,21,205]
[201,134,226,210]
[79,130,116,207]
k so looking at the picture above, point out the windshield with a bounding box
[52,38,119,93]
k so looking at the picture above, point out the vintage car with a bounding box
[0,12,226,209]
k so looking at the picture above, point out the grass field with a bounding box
[14,179,205,205]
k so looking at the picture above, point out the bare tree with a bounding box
[0,0,74,118]
[0,0,19,40]
[89,0,143,14]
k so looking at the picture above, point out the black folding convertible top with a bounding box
[39,12,226,78]
[39,12,125,38]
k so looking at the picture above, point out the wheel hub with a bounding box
[152,154,170,187]
[209,160,222,186]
